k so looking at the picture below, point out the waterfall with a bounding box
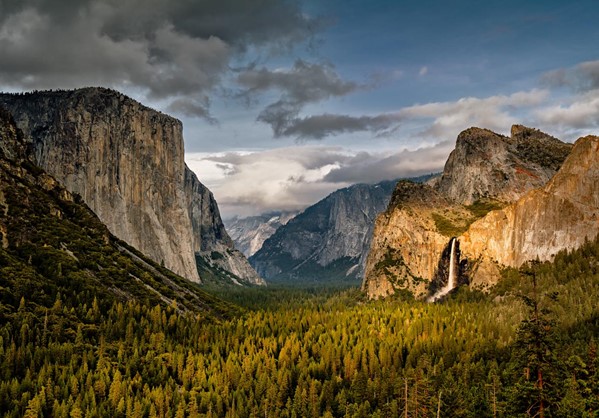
[429,238,458,302]
[447,237,457,290]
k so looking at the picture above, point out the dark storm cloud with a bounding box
[273,112,402,140]
[235,59,396,139]
[166,98,215,122]
[237,60,358,103]
[0,0,320,120]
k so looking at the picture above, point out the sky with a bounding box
[2,0,599,218]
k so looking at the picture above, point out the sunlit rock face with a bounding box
[363,125,580,299]
[362,181,460,299]
[461,135,599,288]
[0,88,262,285]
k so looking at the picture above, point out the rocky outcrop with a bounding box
[363,181,460,298]
[185,168,265,285]
[461,135,599,288]
[0,88,262,285]
[437,126,571,204]
[226,212,297,257]
[250,180,398,283]
[363,125,576,299]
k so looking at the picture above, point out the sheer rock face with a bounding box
[0,107,232,315]
[461,135,599,288]
[0,88,261,284]
[363,125,578,299]
[437,126,572,204]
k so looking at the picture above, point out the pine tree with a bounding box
[507,261,561,417]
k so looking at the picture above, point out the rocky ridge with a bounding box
[461,134,599,288]
[363,125,578,299]
[226,212,297,258]
[437,125,571,205]
[0,88,263,285]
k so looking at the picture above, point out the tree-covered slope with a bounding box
[1,230,597,416]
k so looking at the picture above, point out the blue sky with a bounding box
[1,0,599,216]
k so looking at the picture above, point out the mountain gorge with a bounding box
[249,180,400,283]
[0,88,263,286]
[362,125,598,299]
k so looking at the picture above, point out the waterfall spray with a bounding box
[429,238,458,302]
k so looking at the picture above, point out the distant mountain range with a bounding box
[226,212,298,258]
[245,176,434,284]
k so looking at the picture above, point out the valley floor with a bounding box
[1,239,599,417]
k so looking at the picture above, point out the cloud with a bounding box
[419,66,428,76]
[396,88,549,139]
[166,97,215,121]
[534,89,599,130]
[235,60,370,138]
[186,143,450,217]
[273,113,402,139]
[534,61,599,134]
[542,60,599,92]
[0,0,321,120]
[237,59,358,103]
[186,147,349,217]
[258,88,548,141]
[323,142,453,183]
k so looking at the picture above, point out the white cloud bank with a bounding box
[186,142,451,218]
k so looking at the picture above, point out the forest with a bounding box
[1,234,598,417]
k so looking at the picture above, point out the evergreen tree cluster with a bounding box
[0,235,598,417]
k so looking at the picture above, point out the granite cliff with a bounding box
[437,125,571,204]
[0,106,232,315]
[461,134,599,288]
[0,88,263,285]
[363,125,577,299]
[362,181,471,298]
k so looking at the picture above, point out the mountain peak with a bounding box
[437,124,571,205]
[511,124,534,138]
[456,127,503,144]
